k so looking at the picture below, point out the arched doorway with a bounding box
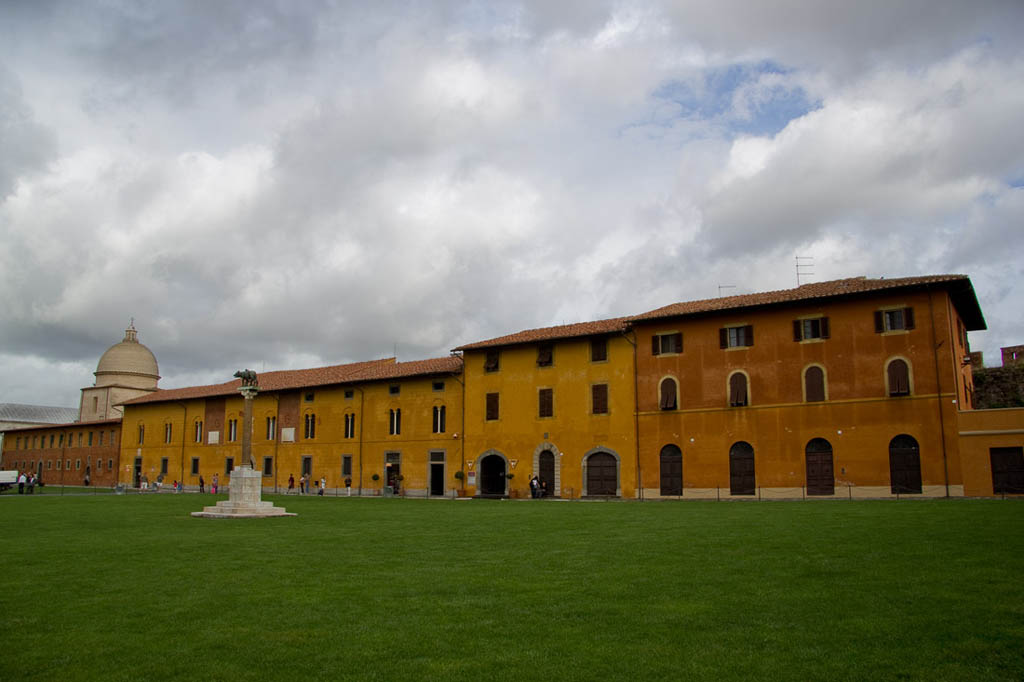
[479,454,507,496]
[539,450,556,497]
[805,438,834,495]
[729,441,755,495]
[586,451,617,496]
[889,435,922,494]
[660,444,682,496]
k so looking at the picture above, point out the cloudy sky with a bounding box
[2,0,1022,407]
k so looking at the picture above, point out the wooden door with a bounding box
[805,438,834,496]
[480,455,506,495]
[729,442,755,495]
[539,451,555,497]
[586,452,617,496]
[660,445,682,495]
[991,447,1024,494]
[889,435,922,494]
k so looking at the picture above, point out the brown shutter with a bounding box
[888,360,909,396]
[805,366,825,402]
[592,338,607,362]
[592,384,608,414]
[486,393,499,420]
[745,325,754,346]
[793,320,803,342]
[820,317,830,339]
[874,311,884,333]
[537,344,553,366]
[719,328,728,348]
[672,332,683,353]
[730,373,748,406]
[904,307,915,330]
[651,335,661,356]
[660,378,677,410]
[539,389,553,417]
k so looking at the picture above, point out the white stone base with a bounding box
[192,466,296,519]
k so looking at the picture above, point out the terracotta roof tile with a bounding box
[3,417,121,433]
[119,356,463,407]
[629,275,984,328]
[453,317,629,351]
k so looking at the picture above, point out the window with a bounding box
[110,430,116,445]
[78,433,83,447]
[486,393,499,421]
[432,381,445,392]
[65,459,71,470]
[804,366,826,402]
[225,457,234,475]
[266,416,276,441]
[887,359,911,397]
[194,421,204,443]
[49,434,55,448]
[46,460,52,470]
[592,384,609,414]
[875,307,915,333]
[389,385,400,395]
[58,434,64,447]
[75,459,81,470]
[160,458,168,475]
[344,413,356,439]
[96,459,102,472]
[342,455,352,477]
[92,396,98,412]
[659,378,678,410]
[304,392,315,402]
[164,423,172,444]
[651,332,683,355]
[794,317,830,341]
[56,459,62,471]
[344,389,354,399]
[191,457,200,475]
[729,372,749,407]
[107,458,113,470]
[591,337,608,362]
[89,431,94,447]
[137,425,144,445]
[537,344,554,367]
[720,325,754,349]
[304,413,316,439]
[389,409,401,435]
[263,457,273,477]
[484,350,500,373]
[433,405,446,433]
[98,431,104,446]
[538,388,553,418]
[228,419,238,442]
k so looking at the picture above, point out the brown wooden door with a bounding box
[889,435,922,494]
[729,442,755,495]
[539,451,555,497]
[587,452,617,496]
[991,447,1024,494]
[479,455,506,495]
[660,445,682,495]
[805,438,834,496]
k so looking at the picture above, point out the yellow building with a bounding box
[118,357,464,496]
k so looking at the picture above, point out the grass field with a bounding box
[1,495,1022,681]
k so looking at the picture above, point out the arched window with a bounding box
[659,444,682,496]
[887,359,910,397]
[804,366,826,402]
[805,438,834,495]
[659,377,678,410]
[729,372,749,407]
[729,441,755,495]
[889,434,921,494]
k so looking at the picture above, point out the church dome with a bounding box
[95,323,160,386]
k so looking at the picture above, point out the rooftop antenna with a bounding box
[394,342,397,361]
[717,285,736,297]
[795,255,814,286]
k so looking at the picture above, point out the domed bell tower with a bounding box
[79,322,160,421]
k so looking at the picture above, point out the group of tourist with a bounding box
[529,475,549,498]
[15,471,41,494]
[287,473,329,495]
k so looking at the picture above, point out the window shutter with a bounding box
[537,345,553,366]
[821,317,830,339]
[874,311,884,333]
[592,384,608,414]
[719,328,728,348]
[651,335,660,355]
[592,338,607,362]
[805,366,825,402]
[793,320,802,342]
[730,373,748,406]
[486,393,499,420]
[672,332,683,353]
[660,378,677,410]
[888,360,910,396]
[904,307,915,330]
[539,389,553,417]
[745,325,754,346]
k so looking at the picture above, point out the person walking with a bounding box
[288,474,295,495]
[211,473,219,494]
[17,471,25,494]
[299,474,306,495]
[345,476,352,497]
[199,475,205,493]
[318,476,326,496]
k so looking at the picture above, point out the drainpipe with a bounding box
[621,328,642,500]
[355,385,365,496]
[176,402,187,490]
[927,289,950,497]
[449,356,466,496]
[272,394,280,493]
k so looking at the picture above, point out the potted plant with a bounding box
[371,473,380,496]
[454,470,465,497]
[506,472,515,498]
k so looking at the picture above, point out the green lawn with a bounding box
[1,496,1022,681]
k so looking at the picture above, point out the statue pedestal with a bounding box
[191,466,295,519]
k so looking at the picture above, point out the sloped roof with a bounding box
[630,275,986,330]
[2,417,121,434]
[119,356,463,406]
[0,404,79,425]
[453,317,629,352]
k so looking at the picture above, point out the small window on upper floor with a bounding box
[887,359,911,397]
[484,350,500,373]
[304,392,315,402]
[389,385,400,396]
[591,337,608,362]
[537,344,554,367]
[720,325,754,349]
[652,332,683,355]
[875,308,915,333]
[344,389,354,399]
[804,366,826,402]
[432,381,445,392]
[729,372,749,407]
[659,378,678,411]
[538,388,553,418]
[793,317,830,342]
